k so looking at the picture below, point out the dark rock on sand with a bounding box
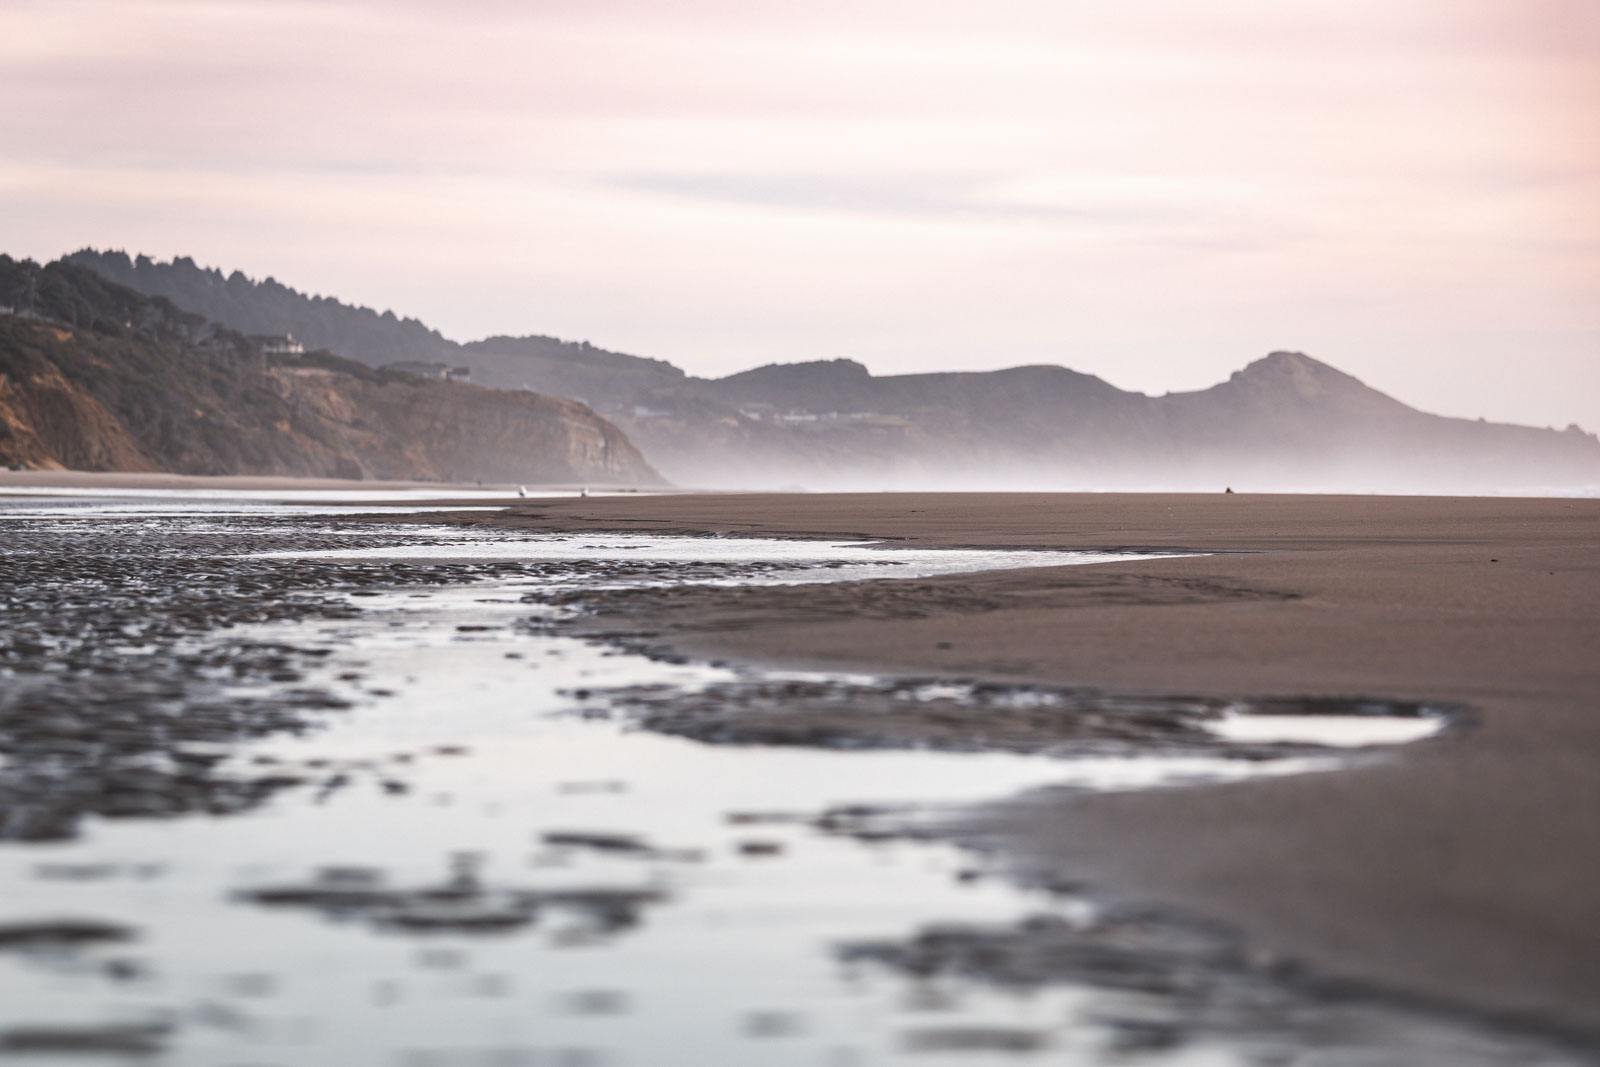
[541,831,651,855]
[840,908,1597,1063]
[237,855,668,938]
[0,918,136,949]
[592,674,1449,759]
[0,1020,171,1054]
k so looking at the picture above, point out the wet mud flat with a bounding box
[0,516,847,842]
[0,503,1594,1063]
[1,518,540,842]
[530,574,1457,759]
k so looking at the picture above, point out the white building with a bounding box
[257,333,305,356]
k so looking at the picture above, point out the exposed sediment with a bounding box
[578,672,1452,759]
[457,490,1600,1036]
[838,907,1598,1063]
[0,519,545,839]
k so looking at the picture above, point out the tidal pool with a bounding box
[0,502,1576,1065]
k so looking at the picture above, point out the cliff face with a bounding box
[255,363,656,484]
[0,333,154,472]
[0,259,661,485]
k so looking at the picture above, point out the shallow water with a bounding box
[258,533,1158,589]
[1205,709,1443,747]
[0,499,1580,1065]
[0,486,527,519]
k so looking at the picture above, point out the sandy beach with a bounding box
[454,491,1600,1036]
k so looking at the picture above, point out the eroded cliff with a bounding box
[0,259,660,485]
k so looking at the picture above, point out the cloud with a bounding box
[610,171,1201,226]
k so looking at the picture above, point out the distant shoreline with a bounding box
[1,468,1593,499]
[0,469,665,496]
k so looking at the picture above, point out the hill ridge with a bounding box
[51,249,1600,493]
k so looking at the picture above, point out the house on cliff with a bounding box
[383,361,471,382]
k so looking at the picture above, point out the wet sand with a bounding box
[0,470,515,493]
[466,491,1600,1035]
[0,469,669,495]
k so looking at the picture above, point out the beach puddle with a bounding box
[1204,702,1448,747]
[0,504,1571,1065]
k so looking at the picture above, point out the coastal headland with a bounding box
[450,490,1600,1035]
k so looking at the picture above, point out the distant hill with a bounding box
[62,249,1600,493]
[0,257,660,485]
[592,350,1598,492]
[64,249,693,402]
[64,249,459,367]
[459,334,685,405]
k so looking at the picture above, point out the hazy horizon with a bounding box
[3,1,1596,433]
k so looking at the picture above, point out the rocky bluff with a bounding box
[0,258,659,485]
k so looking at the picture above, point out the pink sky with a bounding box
[3,0,1597,430]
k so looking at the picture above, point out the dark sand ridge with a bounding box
[453,491,1600,1036]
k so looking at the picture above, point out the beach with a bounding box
[457,490,1600,1035]
[2,480,1596,1060]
